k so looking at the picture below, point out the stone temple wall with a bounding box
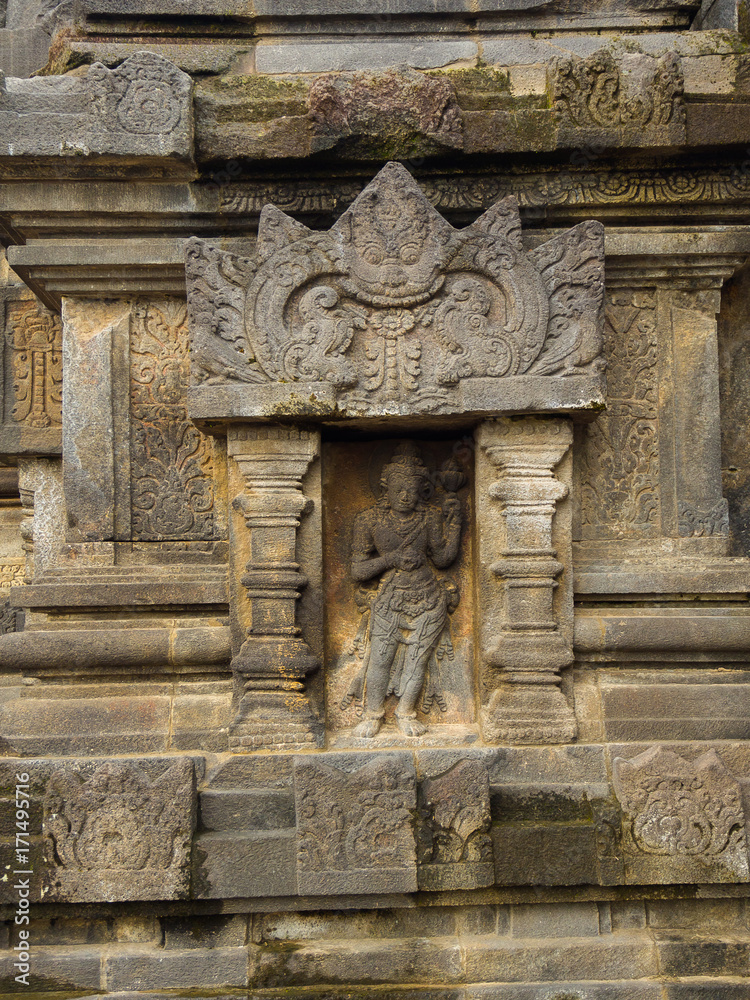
[1,2,750,997]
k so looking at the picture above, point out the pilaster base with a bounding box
[230,637,320,751]
[481,683,577,745]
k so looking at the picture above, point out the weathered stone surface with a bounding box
[417,759,493,890]
[0,52,194,170]
[42,757,196,902]
[309,68,463,158]
[613,746,750,884]
[186,161,605,423]
[551,49,686,148]
[294,752,418,895]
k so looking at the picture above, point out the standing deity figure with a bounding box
[346,443,463,738]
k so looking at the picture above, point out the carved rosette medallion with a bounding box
[186,162,605,421]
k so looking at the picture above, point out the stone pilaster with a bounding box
[477,418,576,744]
[227,425,320,751]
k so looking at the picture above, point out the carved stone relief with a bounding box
[294,752,417,895]
[552,49,685,142]
[86,51,193,150]
[579,291,660,540]
[417,759,494,890]
[4,300,62,430]
[43,758,196,901]
[186,161,605,421]
[325,439,473,746]
[613,747,749,883]
[217,164,750,219]
[130,300,219,542]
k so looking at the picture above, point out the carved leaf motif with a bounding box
[6,302,62,428]
[527,220,605,375]
[185,238,266,385]
[579,293,659,537]
[43,759,194,872]
[552,50,685,131]
[130,300,220,541]
[613,748,746,860]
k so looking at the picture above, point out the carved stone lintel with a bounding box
[478,417,577,745]
[227,425,320,751]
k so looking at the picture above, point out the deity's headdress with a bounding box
[380,442,429,492]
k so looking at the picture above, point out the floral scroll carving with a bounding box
[613,747,749,883]
[43,758,196,901]
[294,753,417,895]
[579,291,660,539]
[186,162,605,418]
[130,300,219,541]
[553,50,685,133]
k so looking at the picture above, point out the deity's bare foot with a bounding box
[396,713,427,738]
[352,714,383,739]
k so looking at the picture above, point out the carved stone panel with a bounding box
[294,752,417,895]
[613,747,749,884]
[130,300,220,542]
[579,290,660,540]
[186,161,605,424]
[417,758,493,890]
[324,438,474,746]
[0,296,62,455]
[552,49,685,147]
[42,758,196,902]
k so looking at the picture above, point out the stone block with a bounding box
[486,744,608,784]
[255,39,477,75]
[463,110,557,153]
[646,898,747,931]
[42,757,196,903]
[468,984,661,1000]
[510,901,601,938]
[0,52,194,169]
[162,915,248,950]
[104,947,249,991]
[493,822,599,885]
[662,983,750,1000]
[199,789,295,832]
[205,754,294,790]
[464,935,658,983]
[193,830,297,898]
[0,947,102,993]
[688,103,750,146]
[610,901,647,931]
[254,937,463,989]
[613,747,750,884]
[657,938,750,978]
[254,906,457,943]
[294,753,417,895]
[0,693,172,756]
[601,682,750,742]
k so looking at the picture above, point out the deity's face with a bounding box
[386,471,422,514]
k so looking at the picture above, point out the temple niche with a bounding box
[324,437,474,745]
[3,2,750,996]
